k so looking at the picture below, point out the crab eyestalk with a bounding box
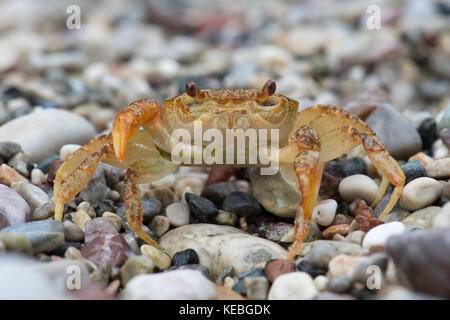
[185,81,205,101]
[257,79,277,100]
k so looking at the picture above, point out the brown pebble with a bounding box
[264,259,296,283]
[322,224,350,239]
[319,172,342,200]
[332,213,353,226]
[0,164,28,185]
[205,167,240,186]
[47,160,63,185]
[353,200,384,232]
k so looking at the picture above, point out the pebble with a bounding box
[339,174,379,204]
[433,203,450,228]
[120,255,154,287]
[0,164,28,185]
[185,193,218,223]
[121,270,217,300]
[160,224,287,282]
[264,259,296,283]
[63,220,85,242]
[381,208,411,223]
[176,264,210,279]
[117,199,162,225]
[174,177,205,199]
[387,228,450,299]
[140,186,178,210]
[148,215,170,237]
[401,206,440,231]
[353,200,384,232]
[0,232,32,254]
[214,210,238,226]
[165,202,190,227]
[425,158,450,179]
[300,241,368,268]
[59,144,81,161]
[264,223,293,242]
[102,212,123,232]
[30,168,46,185]
[322,224,350,239]
[0,184,31,229]
[296,259,327,278]
[140,245,171,270]
[417,118,437,150]
[222,191,262,217]
[312,199,337,227]
[1,220,64,253]
[0,109,96,163]
[0,142,22,161]
[122,233,140,255]
[362,221,405,249]
[401,160,428,184]
[399,177,442,211]
[328,254,364,277]
[332,214,353,226]
[268,272,318,300]
[244,276,269,300]
[325,157,366,178]
[80,219,135,268]
[345,230,366,246]
[200,181,239,207]
[250,168,300,218]
[10,181,54,221]
[171,248,199,267]
[72,208,92,232]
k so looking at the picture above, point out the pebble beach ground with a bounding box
[0,0,449,300]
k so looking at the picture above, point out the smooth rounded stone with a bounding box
[425,158,450,179]
[0,142,22,161]
[250,168,300,218]
[381,208,411,223]
[0,184,31,229]
[171,248,200,267]
[322,224,350,239]
[1,220,64,253]
[345,230,366,246]
[433,203,450,228]
[121,270,217,300]
[200,182,239,207]
[326,274,353,293]
[120,255,154,287]
[437,104,450,133]
[185,193,218,222]
[10,181,54,221]
[222,191,262,217]
[122,232,140,255]
[140,245,171,270]
[165,202,190,227]
[80,219,135,268]
[401,160,427,185]
[140,186,178,210]
[339,174,379,204]
[314,275,328,291]
[151,174,176,189]
[300,241,369,268]
[0,232,32,254]
[174,176,205,200]
[265,259,296,283]
[214,210,238,226]
[0,109,96,163]
[387,228,450,299]
[400,178,442,211]
[117,199,162,225]
[362,222,405,249]
[72,208,92,232]
[363,102,422,160]
[264,223,293,242]
[279,221,322,243]
[0,164,28,186]
[401,206,441,231]
[418,118,437,150]
[312,199,337,227]
[102,212,122,232]
[328,254,365,278]
[160,224,287,282]
[268,272,318,300]
[325,157,366,179]
[148,215,170,237]
[63,220,84,242]
[59,144,81,162]
[244,276,269,300]
[30,168,46,185]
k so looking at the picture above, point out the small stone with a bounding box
[148,215,170,237]
[353,200,384,232]
[244,276,269,300]
[171,248,200,267]
[332,214,353,226]
[425,158,450,179]
[322,224,350,239]
[345,230,366,246]
[312,199,337,227]
[38,155,59,174]
[417,118,437,150]
[325,157,366,178]
[174,177,205,200]
[408,152,433,167]
[77,202,96,219]
[319,172,342,200]
[165,202,190,227]
[265,223,293,242]
[300,241,368,268]
[0,232,32,254]
[59,144,81,161]
[185,193,218,222]
[117,199,162,225]
[122,233,140,255]
[200,182,238,207]
[122,270,217,300]
[140,187,178,210]
[381,208,411,223]
[433,203,450,228]
[401,206,441,231]
[0,142,22,161]
[326,275,353,293]
[140,245,171,270]
[30,168,46,185]
[205,167,240,186]
[1,220,64,253]
[10,181,54,221]
[102,212,122,232]
[268,272,318,300]
[362,221,405,249]
[339,174,379,204]
[314,275,328,291]
[214,210,238,226]
[0,184,31,229]
[224,276,235,288]
[151,174,176,189]
[328,254,363,277]
[0,164,27,186]
[46,160,63,184]
[63,220,84,242]
[265,259,296,283]
[72,208,92,232]
[401,160,428,184]
[120,255,154,287]
[399,177,442,211]
[223,191,262,217]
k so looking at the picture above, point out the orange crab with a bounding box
[52,80,405,260]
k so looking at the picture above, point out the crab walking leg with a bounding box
[319,126,405,220]
[123,169,162,250]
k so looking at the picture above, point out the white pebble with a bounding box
[121,270,216,300]
[433,202,450,228]
[31,168,46,185]
[165,202,190,227]
[268,272,318,300]
[140,245,171,270]
[312,199,337,227]
[59,144,81,161]
[149,215,170,237]
[314,275,328,291]
[362,222,405,249]
[339,174,379,204]
[399,177,442,211]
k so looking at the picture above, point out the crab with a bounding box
[52,80,405,260]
